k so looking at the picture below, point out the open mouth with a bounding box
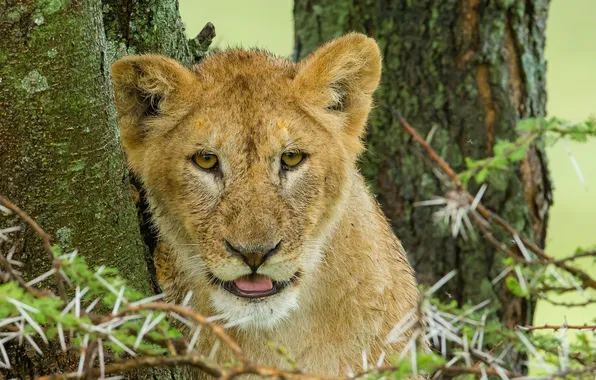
[209,273,299,299]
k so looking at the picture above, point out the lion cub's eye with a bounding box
[281,151,304,169]
[192,153,218,170]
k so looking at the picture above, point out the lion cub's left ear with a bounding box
[294,33,382,140]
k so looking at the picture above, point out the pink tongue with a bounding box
[234,274,273,292]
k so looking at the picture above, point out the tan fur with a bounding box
[112,33,420,375]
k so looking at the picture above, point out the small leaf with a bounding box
[475,168,490,183]
[517,118,538,132]
[508,147,527,162]
[506,277,524,297]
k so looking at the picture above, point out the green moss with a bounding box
[36,0,67,15]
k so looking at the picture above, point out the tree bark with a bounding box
[0,0,203,378]
[0,0,151,377]
[294,0,551,372]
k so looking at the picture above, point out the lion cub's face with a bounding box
[112,34,381,329]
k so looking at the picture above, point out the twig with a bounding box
[395,112,462,188]
[519,324,596,332]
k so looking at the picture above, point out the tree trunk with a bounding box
[0,0,150,376]
[0,0,203,378]
[294,0,551,372]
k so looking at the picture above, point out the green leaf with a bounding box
[506,277,524,297]
[517,118,538,132]
[475,168,490,183]
[465,157,479,169]
[503,257,515,266]
[50,245,63,257]
[508,147,527,162]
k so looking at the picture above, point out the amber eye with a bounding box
[281,151,304,169]
[192,153,218,170]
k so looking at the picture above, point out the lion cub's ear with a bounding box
[111,55,196,150]
[294,33,382,140]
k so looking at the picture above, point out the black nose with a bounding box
[224,240,282,272]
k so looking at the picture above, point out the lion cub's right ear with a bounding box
[111,55,196,151]
[294,33,382,145]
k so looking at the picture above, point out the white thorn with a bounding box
[108,335,136,357]
[513,234,533,261]
[24,334,43,355]
[376,351,386,368]
[223,315,253,329]
[208,339,220,360]
[25,268,56,287]
[492,267,513,285]
[58,323,67,352]
[112,286,126,315]
[134,312,154,350]
[98,339,105,379]
[85,297,102,313]
[130,293,164,307]
[182,291,193,307]
[563,137,588,190]
[428,270,457,295]
[186,326,203,355]
[471,184,488,210]
[414,198,448,207]
[515,266,528,295]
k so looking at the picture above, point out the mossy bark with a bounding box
[0,0,198,378]
[295,0,551,371]
[0,0,152,377]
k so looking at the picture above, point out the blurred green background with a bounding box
[178,0,596,325]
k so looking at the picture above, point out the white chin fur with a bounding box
[210,286,299,330]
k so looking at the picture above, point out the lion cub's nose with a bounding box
[224,240,282,272]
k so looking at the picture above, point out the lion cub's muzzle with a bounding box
[209,239,298,299]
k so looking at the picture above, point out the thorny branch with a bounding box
[395,113,596,292]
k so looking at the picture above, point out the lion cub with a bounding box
[112,33,420,375]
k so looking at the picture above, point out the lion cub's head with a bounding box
[112,33,381,329]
